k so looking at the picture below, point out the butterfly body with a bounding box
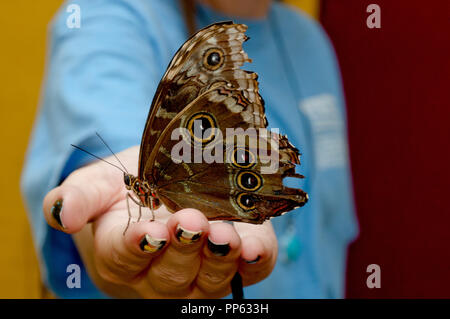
[124,173,160,210]
[126,21,308,225]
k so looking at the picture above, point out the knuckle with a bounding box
[96,261,122,284]
[150,266,194,290]
[98,270,115,283]
[109,248,142,273]
[197,269,233,291]
[198,272,227,286]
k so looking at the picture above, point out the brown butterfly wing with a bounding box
[147,86,307,223]
[138,22,308,223]
[138,22,258,181]
[157,144,308,223]
[146,85,266,187]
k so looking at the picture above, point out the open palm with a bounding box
[43,146,278,298]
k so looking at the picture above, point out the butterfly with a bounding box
[123,21,308,230]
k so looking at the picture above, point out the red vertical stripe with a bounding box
[320,0,450,297]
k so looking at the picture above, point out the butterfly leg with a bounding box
[123,193,132,235]
[130,195,145,223]
[123,192,145,235]
[137,205,142,223]
[149,196,155,222]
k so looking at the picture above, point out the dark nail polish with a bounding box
[51,199,65,229]
[207,238,230,256]
[175,225,202,244]
[245,255,261,264]
[139,234,166,253]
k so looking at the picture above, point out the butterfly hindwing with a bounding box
[146,86,307,223]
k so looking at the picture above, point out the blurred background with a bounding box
[0,0,448,298]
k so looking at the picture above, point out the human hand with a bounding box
[43,146,277,298]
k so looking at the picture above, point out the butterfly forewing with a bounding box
[138,22,260,181]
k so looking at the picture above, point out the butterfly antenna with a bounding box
[70,144,126,174]
[95,132,129,174]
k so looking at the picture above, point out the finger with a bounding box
[145,209,210,297]
[234,221,278,286]
[93,212,170,284]
[42,159,125,233]
[194,222,241,297]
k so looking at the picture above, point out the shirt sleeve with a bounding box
[20,0,166,297]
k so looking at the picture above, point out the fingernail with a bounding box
[207,238,230,256]
[175,225,202,244]
[245,255,261,264]
[139,234,166,253]
[51,199,65,229]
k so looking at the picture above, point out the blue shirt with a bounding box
[21,0,358,298]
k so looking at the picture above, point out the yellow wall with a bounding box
[0,0,317,299]
[0,0,63,298]
[285,0,320,19]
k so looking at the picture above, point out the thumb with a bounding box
[43,159,126,234]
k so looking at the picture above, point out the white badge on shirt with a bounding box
[299,94,349,170]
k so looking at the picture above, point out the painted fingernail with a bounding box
[139,234,166,253]
[175,225,202,244]
[245,255,261,264]
[207,238,230,256]
[51,199,65,229]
